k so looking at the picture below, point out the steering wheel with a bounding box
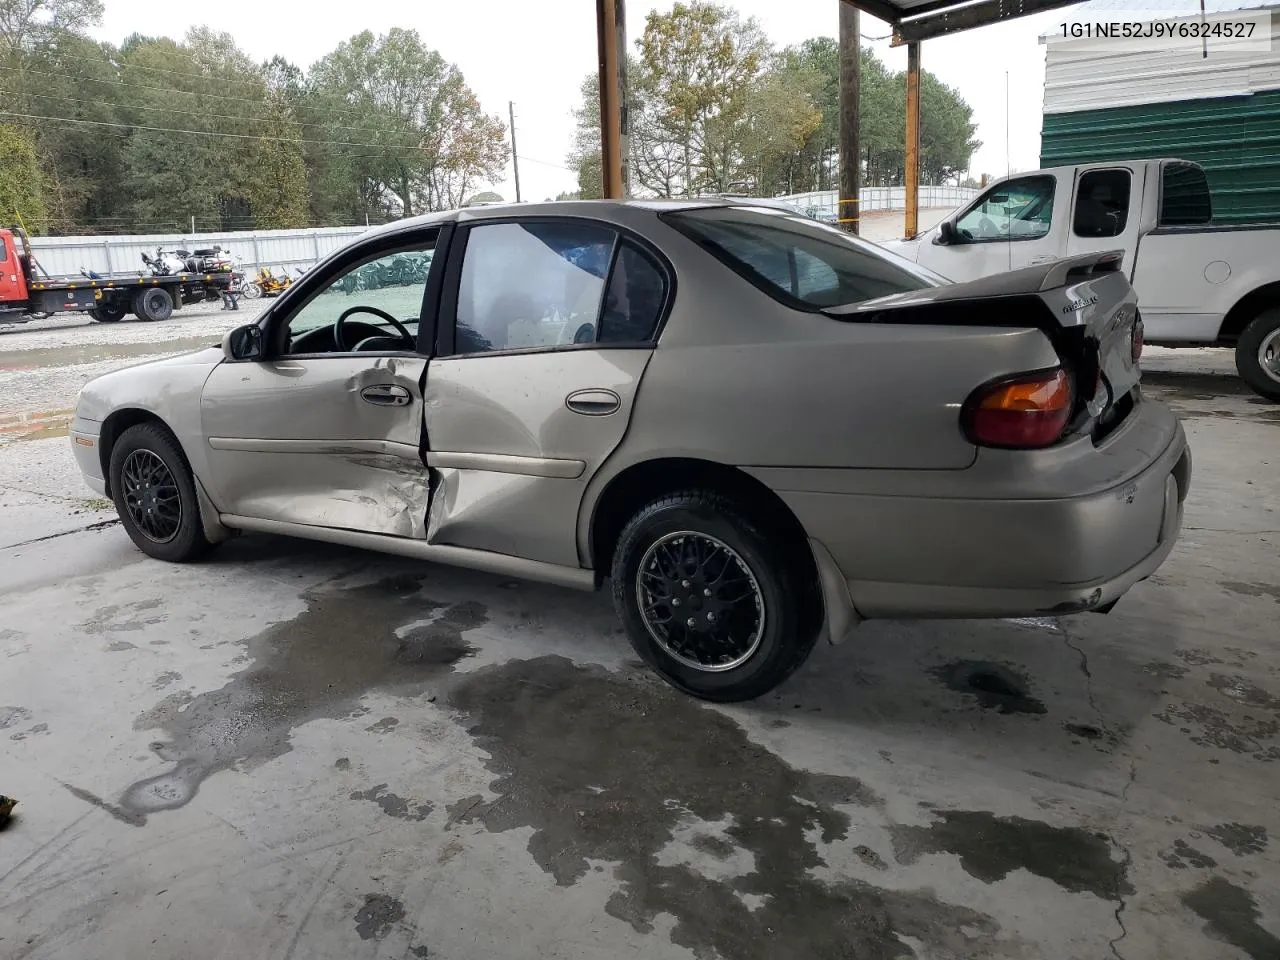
[334,306,414,351]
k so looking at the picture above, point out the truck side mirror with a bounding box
[938,220,959,245]
[224,323,264,361]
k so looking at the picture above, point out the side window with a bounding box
[598,242,666,343]
[455,222,615,354]
[1073,170,1131,238]
[283,244,435,350]
[956,176,1055,241]
[1160,162,1212,226]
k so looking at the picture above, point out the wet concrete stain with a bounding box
[152,671,182,690]
[891,811,1133,899]
[1208,674,1280,712]
[1182,877,1280,960]
[1220,581,1280,603]
[334,757,351,771]
[106,641,138,652]
[350,784,432,821]
[929,661,1047,715]
[80,599,166,634]
[449,656,1023,960]
[366,717,400,733]
[353,893,404,941]
[410,947,430,958]
[62,575,484,826]
[60,784,146,827]
[1206,823,1269,857]
[1155,700,1280,761]
[0,706,32,729]
[9,721,49,741]
[1159,839,1217,870]
[1142,660,1189,680]
[1176,649,1225,667]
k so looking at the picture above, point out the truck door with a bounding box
[916,174,1066,280]
[0,231,29,307]
[1064,166,1142,268]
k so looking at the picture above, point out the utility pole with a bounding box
[508,101,522,202]
[904,42,921,239]
[837,1,860,234]
[596,0,626,198]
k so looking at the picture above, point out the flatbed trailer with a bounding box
[1,226,235,325]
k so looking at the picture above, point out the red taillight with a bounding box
[1131,317,1144,364]
[962,368,1074,449]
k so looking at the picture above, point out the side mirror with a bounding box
[938,220,959,245]
[223,323,264,361]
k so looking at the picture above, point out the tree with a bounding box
[308,29,507,219]
[637,1,768,195]
[249,91,309,228]
[0,122,47,230]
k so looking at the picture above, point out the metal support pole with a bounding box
[596,0,625,199]
[509,101,522,202]
[904,42,921,240]
[838,1,860,234]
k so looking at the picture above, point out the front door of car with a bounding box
[198,233,441,537]
[422,218,669,568]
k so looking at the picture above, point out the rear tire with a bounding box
[132,287,174,322]
[89,303,126,323]
[108,423,212,563]
[1234,307,1280,402]
[611,491,820,702]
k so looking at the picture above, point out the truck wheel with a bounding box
[1234,307,1280,402]
[610,491,821,702]
[108,422,213,563]
[133,287,174,322]
[89,303,126,323]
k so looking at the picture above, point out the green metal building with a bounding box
[1040,1,1280,223]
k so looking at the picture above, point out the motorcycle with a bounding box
[240,266,292,300]
[174,246,235,273]
[140,247,187,277]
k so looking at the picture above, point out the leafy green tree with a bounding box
[0,121,47,229]
[249,91,309,228]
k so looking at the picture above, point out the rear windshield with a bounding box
[664,206,940,310]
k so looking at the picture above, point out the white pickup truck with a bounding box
[882,159,1280,401]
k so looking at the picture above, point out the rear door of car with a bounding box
[422,216,671,568]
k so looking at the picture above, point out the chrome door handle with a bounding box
[565,388,621,416]
[1030,255,1056,264]
[361,384,412,407]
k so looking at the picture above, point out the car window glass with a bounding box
[598,242,666,343]
[455,222,615,354]
[956,176,1055,241]
[284,246,435,345]
[1073,170,1131,238]
[665,207,935,310]
[1160,161,1212,226]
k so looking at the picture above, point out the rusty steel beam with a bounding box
[596,0,626,199]
[904,42,920,239]
[837,0,902,28]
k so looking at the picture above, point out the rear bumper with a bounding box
[783,400,1190,620]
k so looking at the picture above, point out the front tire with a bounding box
[89,303,126,323]
[108,423,212,562]
[1234,307,1280,402]
[611,491,820,702]
[241,281,263,300]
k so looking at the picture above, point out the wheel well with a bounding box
[589,458,821,611]
[98,408,167,495]
[1218,282,1280,345]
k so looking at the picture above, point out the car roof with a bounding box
[362,197,801,240]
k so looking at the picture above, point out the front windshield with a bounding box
[664,206,945,310]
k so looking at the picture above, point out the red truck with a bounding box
[0,226,234,325]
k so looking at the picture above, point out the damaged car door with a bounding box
[199,232,441,537]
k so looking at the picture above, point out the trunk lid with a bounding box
[825,250,1141,437]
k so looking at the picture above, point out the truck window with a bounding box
[1160,162,1212,226]
[955,176,1055,242]
[1073,170,1131,238]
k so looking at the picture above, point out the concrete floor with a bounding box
[1,306,1278,959]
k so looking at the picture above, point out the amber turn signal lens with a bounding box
[962,368,1074,449]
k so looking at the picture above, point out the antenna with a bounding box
[1005,70,1011,179]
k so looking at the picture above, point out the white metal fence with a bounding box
[27,226,369,280]
[26,187,980,277]
[775,185,979,219]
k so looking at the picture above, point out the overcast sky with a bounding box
[90,0,1090,201]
